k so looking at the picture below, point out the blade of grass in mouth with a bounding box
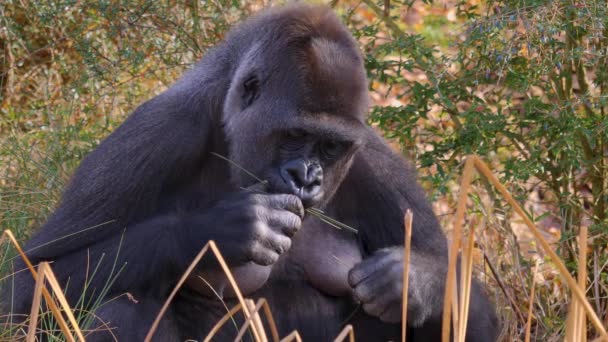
[212,152,358,234]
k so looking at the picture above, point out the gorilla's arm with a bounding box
[43,192,303,296]
[25,86,214,262]
[334,128,497,340]
[334,127,447,253]
[23,42,244,263]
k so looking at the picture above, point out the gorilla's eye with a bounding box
[320,140,344,159]
[242,75,260,107]
[281,129,308,152]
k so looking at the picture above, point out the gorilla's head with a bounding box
[222,4,369,208]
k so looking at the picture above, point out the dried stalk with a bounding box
[279,331,302,342]
[525,261,540,342]
[26,262,47,342]
[1,230,84,341]
[570,225,588,342]
[234,299,268,342]
[333,324,355,342]
[457,221,477,342]
[204,303,243,342]
[442,158,476,342]
[402,210,413,342]
[204,297,280,342]
[472,156,608,339]
[145,241,262,342]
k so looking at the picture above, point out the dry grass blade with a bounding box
[234,299,268,342]
[207,297,280,342]
[402,210,413,342]
[451,277,459,341]
[26,262,46,342]
[1,230,84,341]
[204,303,243,342]
[525,260,540,342]
[306,208,358,234]
[210,152,267,185]
[211,152,357,234]
[333,324,355,342]
[145,241,262,342]
[568,225,589,342]
[577,225,588,342]
[457,220,477,342]
[39,262,86,342]
[442,157,475,342]
[471,156,608,339]
[279,331,302,342]
[198,276,240,337]
[260,298,281,342]
[24,262,86,342]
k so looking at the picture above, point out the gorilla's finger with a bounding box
[362,301,388,318]
[348,254,397,286]
[379,304,401,323]
[260,231,292,255]
[353,272,393,302]
[362,282,401,317]
[267,209,302,237]
[250,242,280,266]
[266,194,304,218]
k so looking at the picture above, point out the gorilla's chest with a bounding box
[275,218,362,297]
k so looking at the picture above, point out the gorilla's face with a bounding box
[223,97,365,208]
[222,34,368,208]
[264,124,362,208]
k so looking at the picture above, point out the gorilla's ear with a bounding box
[242,75,260,108]
[222,43,266,119]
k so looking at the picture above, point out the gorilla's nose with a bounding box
[280,159,323,203]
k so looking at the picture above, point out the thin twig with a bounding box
[360,0,406,37]
[482,253,526,325]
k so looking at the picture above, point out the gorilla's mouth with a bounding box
[299,194,323,209]
[292,187,323,209]
[263,173,324,209]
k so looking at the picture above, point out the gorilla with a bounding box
[5,4,498,341]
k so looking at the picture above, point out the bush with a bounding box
[354,0,608,338]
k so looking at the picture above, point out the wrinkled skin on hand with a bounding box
[349,247,444,327]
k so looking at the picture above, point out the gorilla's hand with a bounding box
[200,192,304,266]
[348,247,435,326]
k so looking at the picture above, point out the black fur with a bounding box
[5,4,498,341]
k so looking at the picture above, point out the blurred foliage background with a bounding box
[1,0,607,340]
